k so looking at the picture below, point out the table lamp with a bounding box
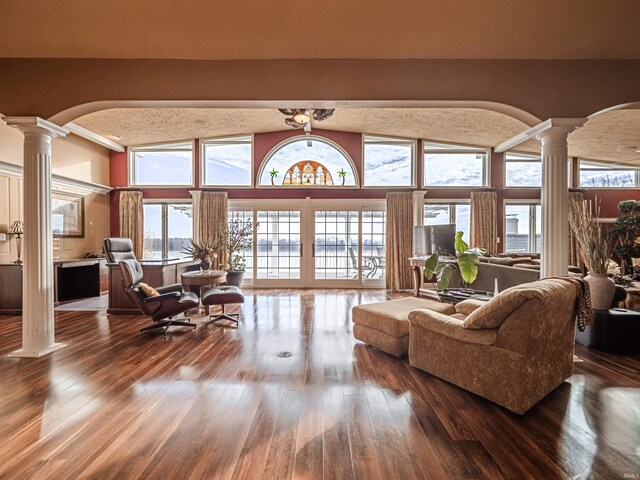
[8,220,24,264]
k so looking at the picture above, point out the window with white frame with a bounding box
[143,202,193,259]
[505,152,542,187]
[228,210,254,279]
[579,160,640,188]
[424,202,471,241]
[504,203,541,253]
[129,142,193,186]
[202,135,253,187]
[258,136,357,187]
[423,142,488,187]
[363,135,415,187]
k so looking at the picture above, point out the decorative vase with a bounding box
[225,270,244,287]
[584,273,616,310]
[200,260,211,271]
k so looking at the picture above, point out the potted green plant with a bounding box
[422,231,484,290]
[224,213,257,287]
[182,238,220,270]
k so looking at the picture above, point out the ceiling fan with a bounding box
[278,108,335,133]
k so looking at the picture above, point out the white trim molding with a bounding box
[495,118,587,153]
[65,122,125,152]
[0,159,112,195]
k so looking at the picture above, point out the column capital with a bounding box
[2,116,69,138]
[531,118,586,142]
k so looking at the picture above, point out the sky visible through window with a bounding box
[424,152,485,186]
[133,150,192,185]
[363,141,413,186]
[259,138,356,186]
[203,139,252,186]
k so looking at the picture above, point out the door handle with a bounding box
[312,243,315,257]
[300,244,303,257]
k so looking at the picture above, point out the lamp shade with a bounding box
[8,220,24,235]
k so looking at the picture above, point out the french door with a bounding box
[232,199,386,288]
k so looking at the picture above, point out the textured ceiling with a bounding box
[1,1,640,60]
[74,107,530,148]
[74,107,640,165]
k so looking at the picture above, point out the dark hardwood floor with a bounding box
[0,288,639,479]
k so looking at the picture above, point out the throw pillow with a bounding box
[139,282,160,297]
[455,299,487,316]
[462,291,527,329]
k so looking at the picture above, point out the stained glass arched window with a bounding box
[258,136,357,187]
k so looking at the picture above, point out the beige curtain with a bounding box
[568,190,585,268]
[119,190,144,259]
[199,191,228,268]
[386,192,413,291]
[470,190,498,252]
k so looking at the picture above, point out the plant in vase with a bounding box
[224,213,257,287]
[608,199,640,276]
[569,197,615,310]
[182,238,220,271]
[422,231,485,290]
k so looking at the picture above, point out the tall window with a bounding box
[363,135,415,187]
[129,142,193,186]
[424,202,471,241]
[579,160,640,188]
[143,203,193,259]
[258,136,357,187]
[202,136,253,187]
[424,142,488,187]
[505,152,542,187]
[504,203,541,253]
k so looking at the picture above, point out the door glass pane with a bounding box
[314,211,359,280]
[362,211,386,279]
[256,211,300,279]
[424,204,451,224]
[143,204,163,259]
[535,205,542,253]
[167,204,192,259]
[505,205,531,253]
[229,210,254,278]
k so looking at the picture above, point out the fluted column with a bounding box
[535,119,585,278]
[3,117,69,357]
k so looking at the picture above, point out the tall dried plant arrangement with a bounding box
[568,197,613,275]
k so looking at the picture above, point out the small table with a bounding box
[181,270,227,314]
[437,288,493,305]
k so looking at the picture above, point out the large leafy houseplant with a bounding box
[608,199,640,275]
[225,213,257,272]
[422,231,484,289]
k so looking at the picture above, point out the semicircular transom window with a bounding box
[259,137,357,187]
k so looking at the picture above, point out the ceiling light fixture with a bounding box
[278,108,335,132]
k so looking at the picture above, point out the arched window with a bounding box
[258,136,357,187]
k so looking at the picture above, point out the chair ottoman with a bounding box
[201,285,245,326]
[352,296,455,357]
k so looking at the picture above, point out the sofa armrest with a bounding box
[143,291,181,304]
[455,299,486,316]
[408,309,498,346]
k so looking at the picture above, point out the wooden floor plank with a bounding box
[0,288,638,479]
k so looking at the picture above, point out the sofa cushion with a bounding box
[455,299,486,316]
[463,279,568,329]
[352,296,455,338]
[409,309,499,345]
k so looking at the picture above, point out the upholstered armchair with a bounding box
[408,278,580,414]
[118,258,199,336]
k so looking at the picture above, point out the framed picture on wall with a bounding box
[52,191,85,238]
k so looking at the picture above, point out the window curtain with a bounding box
[568,190,585,268]
[386,191,413,291]
[119,190,144,259]
[199,191,228,268]
[470,190,498,252]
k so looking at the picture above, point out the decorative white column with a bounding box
[3,117,69,357]
[534,119,585,278]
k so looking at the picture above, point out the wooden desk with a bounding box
[107,259,199,314]
[0,258,108,314]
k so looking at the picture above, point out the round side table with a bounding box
[181,270,227,314]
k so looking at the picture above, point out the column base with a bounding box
[8,342,66,358]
